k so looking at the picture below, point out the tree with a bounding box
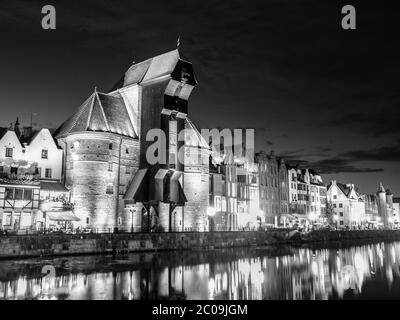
[323,199,336,227]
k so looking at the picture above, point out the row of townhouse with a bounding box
[208,149,325,230]
[0,121,72,233]
[326,181,400,229]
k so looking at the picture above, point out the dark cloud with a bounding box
[265,140,274,146]
[0,0,399,193]
[285,157,384,174]
[325,109,400,137]
[309,158,384,174]
[282,142,400,174]
[340,142,400,162]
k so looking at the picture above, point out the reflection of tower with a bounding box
[377,183,388,228]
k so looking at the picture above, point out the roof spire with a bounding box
[177,35,181,48]
[378,182,385,193]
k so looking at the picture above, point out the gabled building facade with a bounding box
[326,181,366,229]
[0,123,68,233]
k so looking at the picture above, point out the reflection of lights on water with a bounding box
[208,278,215,300]
[311,261,318,275]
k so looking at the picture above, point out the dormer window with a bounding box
[41,149,48,159]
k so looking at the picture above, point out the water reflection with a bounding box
[1,241,400,300]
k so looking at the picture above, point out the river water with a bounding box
[1,240,400,300]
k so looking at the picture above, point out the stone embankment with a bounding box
[1,229,400,259]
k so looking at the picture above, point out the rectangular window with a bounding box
[340,212,343,217]
[15,188,23,200]
[5,188,14,200]
[4,212,12,226]
[340,221,344,226]
[106,185,114,194]
[0,166,3,173]
[41,149,48,159]
[125,166,130,174]
[333,195,337,200]
[5,148,13,158]
[333,204,337,208]
[109,143,113,150]
[108,163,113,172]
[45,168,52,178]
[339,203,343,208]
[24,189,33,200]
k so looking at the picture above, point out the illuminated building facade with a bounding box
[326,181,366,229]
[55,49,210,232]
[256,151,280,226]
[0,122,70,233]
[286,167,327,222]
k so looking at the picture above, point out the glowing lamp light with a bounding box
[207,207,216,217]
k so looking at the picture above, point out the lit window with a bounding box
[41,149,48,159]
[106,185,114,194]
[5,188,14,200]
[5,148,13,158]
[45,168,52,178]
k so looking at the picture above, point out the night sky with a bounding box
[1,0,399,195]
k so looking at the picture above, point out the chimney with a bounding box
[14,117,21,138]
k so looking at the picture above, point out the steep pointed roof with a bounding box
[55,90,137,139]
[111,49,197,91]
[0,127,8,140]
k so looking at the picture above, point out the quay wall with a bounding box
[0,231,277,259]
[1,230,400,259]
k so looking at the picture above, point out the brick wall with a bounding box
[59,132,139,231]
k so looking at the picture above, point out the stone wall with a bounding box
[2,230,400,259]
[0,231,276,259]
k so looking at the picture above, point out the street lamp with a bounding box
[130,208,135,233]
[207,207,216,232]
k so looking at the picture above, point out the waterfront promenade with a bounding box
[2,229,400,259]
